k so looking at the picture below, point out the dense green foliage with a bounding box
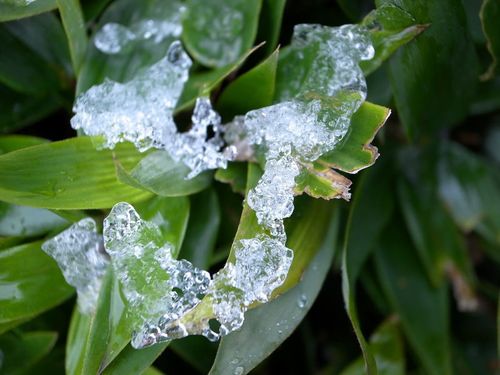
[0,0,498,374]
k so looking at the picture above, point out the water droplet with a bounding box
[297,294,308,309]
[234,366,244,375]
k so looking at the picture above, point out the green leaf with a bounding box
[179,188,220,269]
[65,195,189,373]
[294,162,352,201]
[361,5,428,76]
[0,84,61,133]
[480,0,500,80]
[376,0,479,140]
[66,269,114,375]
[319,102,391,174]
[340,318,405,375]
[0,135,48,153]
[182,0,263,67]
[437,142,500,245]
[170,336,218,373]
[102,342,169,375]
[0,0,56,22]
[4,13,72,77]
[117,150,212,197]
[218,48,279,119]
[208,211,339,375]
[342,160,395,375]
[176,43,264,113]
[337,0,373,21]
[0,137,152,209]
[214,162,248,195]
[257,0,286,55]
[0,202,68,237]
[0,241,74,324]
[57,0,88,75]
[0,23,65,95]
[0,331,58,375]
[76,0,184,94]
[176,164,334,331]
[374,226,452,375]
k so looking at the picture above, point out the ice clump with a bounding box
[103,202,211,348]
[94,1,185,54]
[41,218,108,314]
[72,42,235,177]
[171,97,237,178]
[239,24,374,232]
[95,19,184,55]
[71,41,191,151]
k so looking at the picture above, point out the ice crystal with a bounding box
[240,24,374,231]
[95,18,184,55]
[171,97,237,178]
[41,218,108,314]
[71,41,191,151]
[72,42,234,176]
[103,202,211,348]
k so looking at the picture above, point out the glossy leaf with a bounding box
[57,0,88,75]
[179,189,220,269]
[117,150,212,197]
[0,135,48,153]
[182,0,262,67]
[374,227,452,375]
[340,318,405,375]
[0,0,56,22]
[66,270,115,375]
[76,0,182,94]
[176,44,264,113]
[177,164,334,330]
[209,211,339,375]
[0,241,74,324]
[214,162,248,195]
[0,23,64,94]
[342,160,395,374]
[0,331,58,374]
[0,137,152,209]
[258,0,286,55]
[102,342,169,375]
[437,142,500,245]
[218,49,279,119]
[377,0,478,139]
[65,195,189,373]
[4,12,72,76]
[0,202,68,237]
[319,102,391,174]
[480,0,500,80]
[361,4,427,76]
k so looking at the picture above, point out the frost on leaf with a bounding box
[71,41,191,152]
[239,24,374,233]
[72,41,235,177]
[103,202,211,348]
[94,2,185,55]
[41,218,108,314]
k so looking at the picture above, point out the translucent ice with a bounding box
[95,18,184,55]
[103,202,211,348]
[71,41,191,151]
[154,234,294,343]
[41,218,108,314]
[172,97,237,178]
[239,24,374,231]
